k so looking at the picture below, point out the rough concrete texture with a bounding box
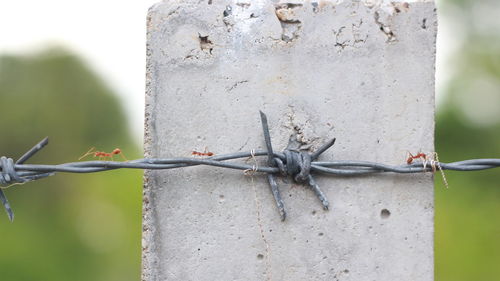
[143,0,436,280]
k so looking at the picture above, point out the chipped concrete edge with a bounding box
[142,4,158,281]
[148,0,434,13]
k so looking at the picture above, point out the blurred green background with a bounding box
[0,0,499,280]
[435,0,500,280]
[0,49,142,281]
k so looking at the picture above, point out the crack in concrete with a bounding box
[333,19,368,52]
[227,80,249,92]
[374,11,396,43]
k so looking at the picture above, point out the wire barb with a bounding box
[2,112,500,221]
[260,111,286,221]
[16,137,49,165]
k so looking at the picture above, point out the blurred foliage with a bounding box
[0,48,142,281]
[436,0,500,280]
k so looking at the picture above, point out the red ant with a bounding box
[407,151,449,188]
[192,147,214,157]
[79,147,128,161]
[406,151,427,164]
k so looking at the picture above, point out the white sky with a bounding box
[0,0,451,144]
[0,0,158,144]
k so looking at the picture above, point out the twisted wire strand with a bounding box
[5,155,500,178]
[2,112,500,221]
[2,141,499,222]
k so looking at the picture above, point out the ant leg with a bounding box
[119,152,128,161]
[421,154,428,170]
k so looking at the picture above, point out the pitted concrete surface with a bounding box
[143,1,436,280]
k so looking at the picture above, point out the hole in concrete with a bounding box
[219,194,225,199]
[344,269,349,274]
[312,210,317,215]
[197,248,201,251]
[421,18,427,29]
[311,2,319,13]
[198,33,213,54]
[257,254,264,260]
[380,209,391,219]
[223,5,232,17]
[199,34,211,44]
[318,232,324,236]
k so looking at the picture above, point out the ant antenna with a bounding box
[78,147,96,160]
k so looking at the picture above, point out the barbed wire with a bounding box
[1,111,500,221]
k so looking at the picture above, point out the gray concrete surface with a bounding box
[143,0,436,280]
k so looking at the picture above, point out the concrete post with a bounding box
[143,1,436,280]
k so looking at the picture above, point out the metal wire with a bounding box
[2,112,500,221]
[5,153,500,177]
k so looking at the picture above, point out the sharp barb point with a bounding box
[7,210,14,222]
[311,137,336,160]
[16,137,50,164]
[280,211,286,221]
[307,175,330,210]
[0,190,14,222]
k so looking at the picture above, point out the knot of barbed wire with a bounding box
[0,157,25,187]
[259,111,334,220]
[275,150,311,182]
[0,137,52,222]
